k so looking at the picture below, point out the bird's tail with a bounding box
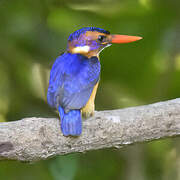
[58,106,82,136]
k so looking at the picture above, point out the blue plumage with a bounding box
[58,107,82,136]
[68,27,110,42]
[47,52,100,136]
[47,27,142,136]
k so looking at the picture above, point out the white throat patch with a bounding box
[72,45,90,54]
[97,44,112,56]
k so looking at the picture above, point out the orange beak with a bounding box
[110,35,142,44]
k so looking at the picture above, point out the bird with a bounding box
[47,27,142,136]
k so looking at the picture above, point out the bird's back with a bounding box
[47,52,100,112]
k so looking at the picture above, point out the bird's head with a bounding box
[67,27,142,57]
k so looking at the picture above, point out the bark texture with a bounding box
[0,98,180,162]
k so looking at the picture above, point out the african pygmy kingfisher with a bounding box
[47,27,142,136]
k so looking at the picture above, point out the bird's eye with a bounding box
[98,35,106,43]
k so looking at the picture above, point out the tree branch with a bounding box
[0,98,180,162]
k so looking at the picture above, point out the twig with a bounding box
[0,98,180,162]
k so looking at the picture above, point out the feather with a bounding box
[47,53,100,112]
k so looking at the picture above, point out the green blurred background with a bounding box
[0,0,180,179]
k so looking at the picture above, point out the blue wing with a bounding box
[47,53,100,112]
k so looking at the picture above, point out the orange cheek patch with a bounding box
[84,31,108,41]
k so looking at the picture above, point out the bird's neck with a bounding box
[68,44,100,59]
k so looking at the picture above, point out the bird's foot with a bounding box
[82,110,94,119]
[81,103,94,119]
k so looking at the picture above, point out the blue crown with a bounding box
[68,27,110,42]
